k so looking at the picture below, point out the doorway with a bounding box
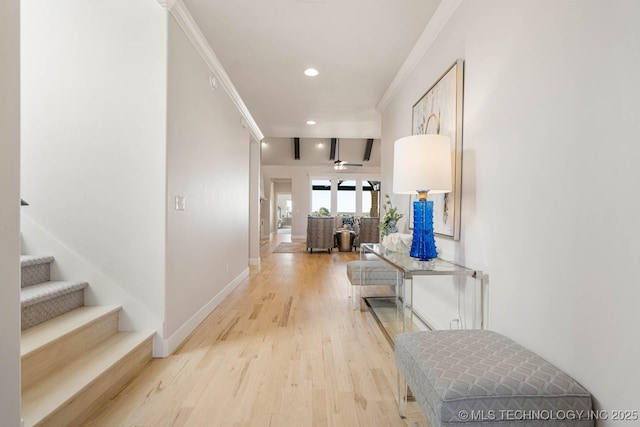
[276,193,292,234]
[271,179,293,236]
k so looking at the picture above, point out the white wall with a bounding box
[249,136,261,264]
[382,0,640,415]
[164,15,250,349]
[0,0,22,423]
[260,199,270,239]
[274,182,292,194]
[20,0,167,335]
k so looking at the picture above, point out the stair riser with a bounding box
[22,263,51,288]
[22,291,84,330]
[35,336,153,427]
[22,311,119,391]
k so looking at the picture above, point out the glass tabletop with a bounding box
[361,243,476,277]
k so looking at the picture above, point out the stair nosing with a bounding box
[20,280,88,308]
[21,305,122,358]
[20,255,55,267]
[22,330,154,426]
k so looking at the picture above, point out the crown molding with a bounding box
[168,0,264,141]
[156,0,177,11]
[376,0,462,113]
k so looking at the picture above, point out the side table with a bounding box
[360,243,488,342]
[336,229,355,252]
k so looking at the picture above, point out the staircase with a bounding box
[21,255,87,330]
[20,255,154,427]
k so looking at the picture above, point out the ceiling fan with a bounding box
[332,138,362,170]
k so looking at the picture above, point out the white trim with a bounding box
[375,0,462,113]
[156,0,177,11]
[308,173,381,180]
[249,257,261,265]
[168,0,264,142]
[154,267,250,357]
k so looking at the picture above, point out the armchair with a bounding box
[355,217,379,248]
[306,216,335,253]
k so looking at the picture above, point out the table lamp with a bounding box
[393,113,452,261]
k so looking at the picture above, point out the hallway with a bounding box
[85,234,425,426]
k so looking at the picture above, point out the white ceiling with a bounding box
[183,0,441,140]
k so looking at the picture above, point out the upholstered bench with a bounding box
[346,260,399,310]
[395,330,594,426]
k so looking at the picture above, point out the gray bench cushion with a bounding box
[346,261,399,286]
[395,330,593,426]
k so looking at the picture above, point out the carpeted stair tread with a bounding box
[20,254,55,267]
[21,255,55,288]
[21,281,88,308]
[21,305,121,358]
[22,330,154,427]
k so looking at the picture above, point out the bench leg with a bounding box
[350,284,366,311]
[354,285,369,311]
[398,372,408,419]
[359,294,368,312]
[350,285,357,310]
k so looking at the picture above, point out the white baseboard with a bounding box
[249,257,261,265]
[154,267,249,357]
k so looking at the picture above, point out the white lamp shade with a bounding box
[393,134,452,194]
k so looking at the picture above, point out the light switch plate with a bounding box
[175,196,186,211]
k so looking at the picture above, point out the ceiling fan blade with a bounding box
[332,158,361,169]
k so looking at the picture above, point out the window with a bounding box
[311,179,331,215]
[310,177,381,216]
[337,180,356,216]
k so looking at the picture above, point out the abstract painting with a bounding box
[412,59,464,240]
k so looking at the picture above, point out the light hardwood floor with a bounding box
[85,234,426,426]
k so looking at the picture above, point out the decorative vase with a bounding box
[388,220,398,234]
[410,200,437,261]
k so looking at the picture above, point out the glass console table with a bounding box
[360,243,488,344]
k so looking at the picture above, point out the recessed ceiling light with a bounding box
[304,68,319,77]
[306,120,317,125]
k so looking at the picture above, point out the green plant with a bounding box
[315,207,330,216]
[378,194,403,236]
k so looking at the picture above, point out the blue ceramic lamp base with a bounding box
[410,199,438,261]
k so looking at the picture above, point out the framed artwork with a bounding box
[412,59,464,240]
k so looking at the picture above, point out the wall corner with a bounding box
[156,0,177,11]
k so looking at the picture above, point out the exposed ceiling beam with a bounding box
[329,138,337,160]
[363,138,374,161]
[293,137,300,160]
